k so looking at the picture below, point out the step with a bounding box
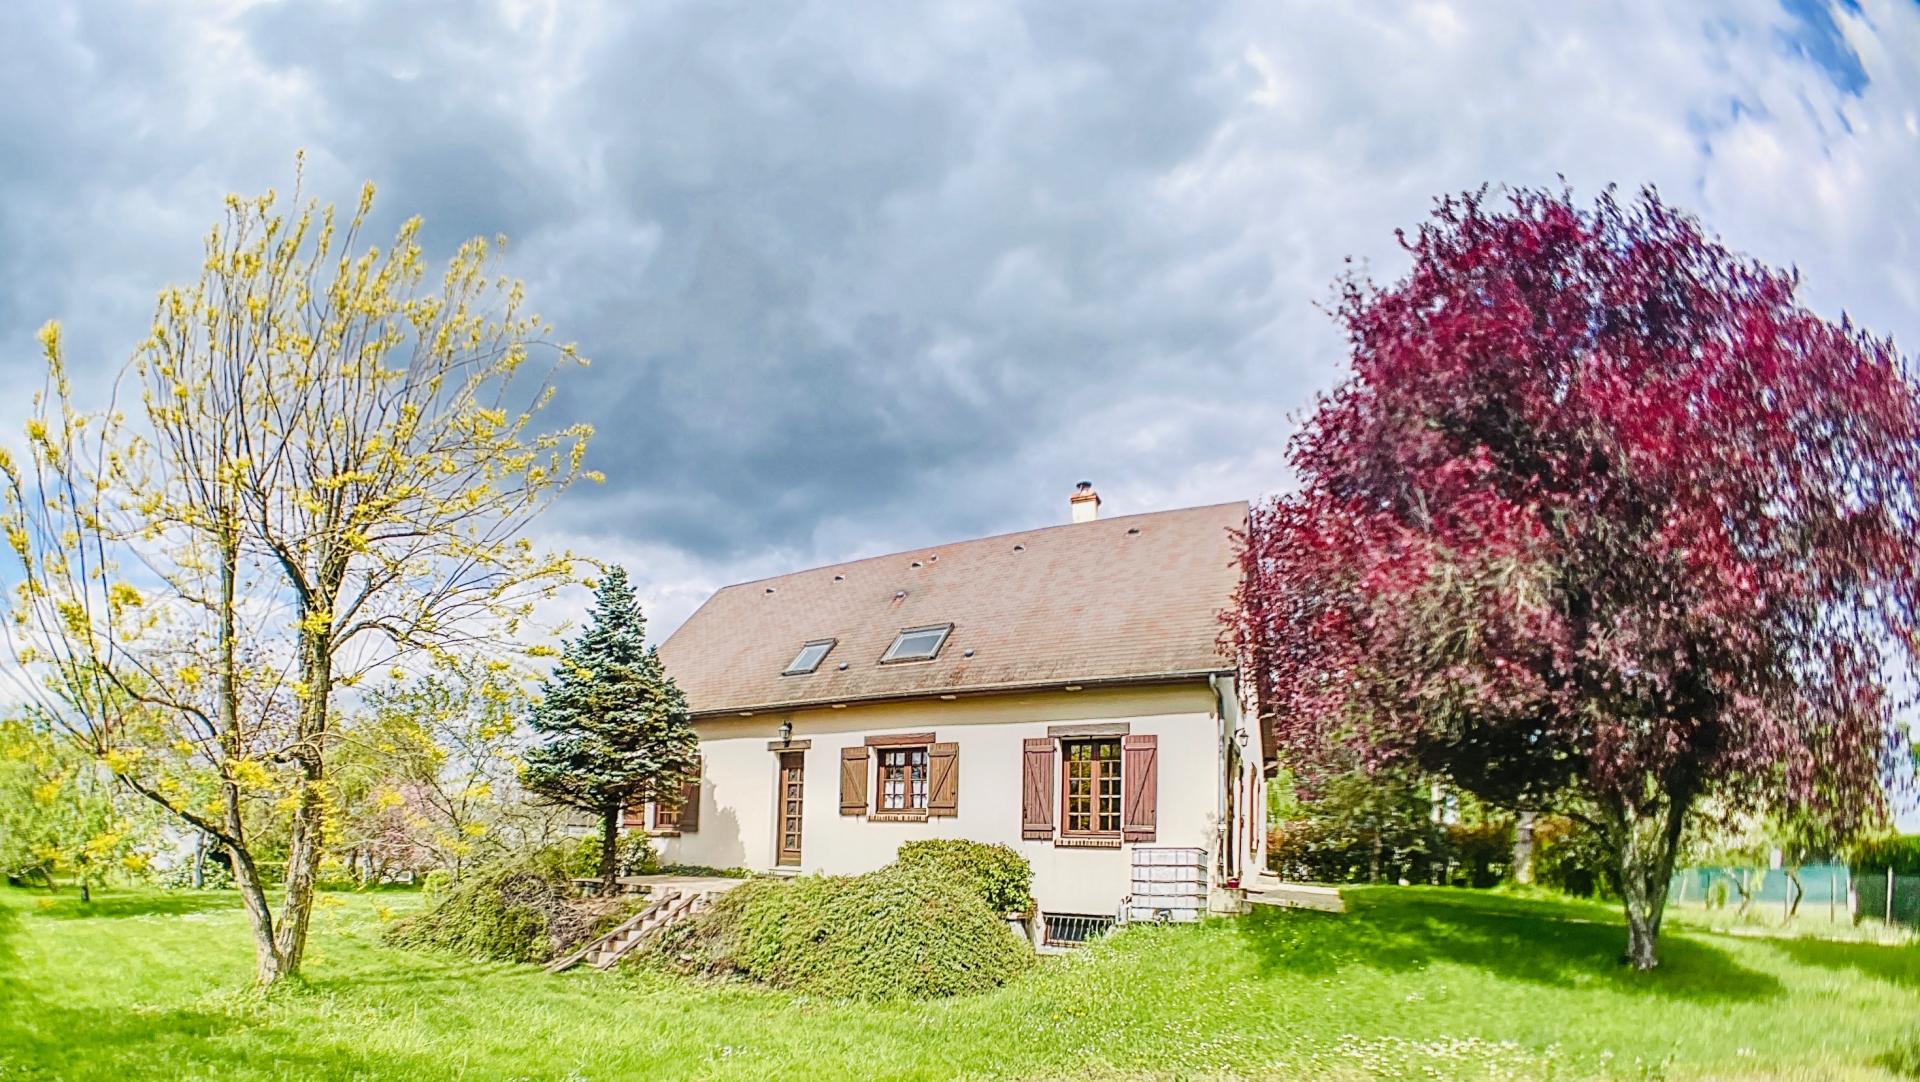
[550,887,722,974]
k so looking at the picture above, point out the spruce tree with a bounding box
[523,567,697,890]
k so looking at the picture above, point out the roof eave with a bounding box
[687,667,1238,719]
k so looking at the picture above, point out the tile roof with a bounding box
[657,500,1248,716]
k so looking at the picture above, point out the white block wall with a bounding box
[653,682,1230,916]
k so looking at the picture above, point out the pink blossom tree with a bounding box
[1230,187,1920,968]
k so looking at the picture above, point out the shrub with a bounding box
[1443,821,1513,888]
[383,849,603,963]
[657,863,752,879]
[157,859,234,891]
[561,832,659,880]
[1848,835,1920,877]
[1268,816,1442,884]
[893,840,1034,914]
[1531,816,1616,900]
[1265,768,1443,884]
[643,864,1032,1000]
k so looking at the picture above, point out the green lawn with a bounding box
[1,885,1915,1081]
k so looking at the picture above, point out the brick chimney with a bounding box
[1070,480,1101,523]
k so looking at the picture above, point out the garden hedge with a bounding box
[642,863,1032,999]
[892,839,1034,914]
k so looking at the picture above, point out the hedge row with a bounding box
[644,863,1032,1000]
[1850,835,1920,876]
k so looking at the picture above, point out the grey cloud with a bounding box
[2,0,1917,612]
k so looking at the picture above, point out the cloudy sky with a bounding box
[2,0,1917,647]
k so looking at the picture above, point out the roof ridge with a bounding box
[709,499,1249,593]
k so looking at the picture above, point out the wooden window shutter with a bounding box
[677,756,702,832]
[1021,738,1056,840]
[839,746,869,815]
[621,803,645,830]
[927,742,959,817]
[1121,734,1157,842]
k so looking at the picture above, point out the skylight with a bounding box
[784,639,836,675]
[881,624,952,663]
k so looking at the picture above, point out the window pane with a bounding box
[1062,739,1122,834]
[882,626,950,662]
[876,747,928,811]
[785,640,833,674]
[880,749,906,810]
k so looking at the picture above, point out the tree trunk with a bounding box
[274,623,332,976]
[230,840,286,985]
[191,830,208,890]
[79,879,91,903]
[215,526,288,986]
[1612,792,1690,971]
[1512,810,1536,885]
[1785,867,1803,921]
[599,806,622,894]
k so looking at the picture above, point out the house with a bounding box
[644,484,1269,940]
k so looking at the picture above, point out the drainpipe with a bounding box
[1208,673,1230,883]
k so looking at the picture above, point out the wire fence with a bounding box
[1669,863,1920,928]
[1857,868,1920,927]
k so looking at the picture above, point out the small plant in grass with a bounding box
[656,863,753,879]
[893,839,1034,914]
[641,864,1032,1000]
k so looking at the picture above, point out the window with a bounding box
[1042,912,1116,947]
[876,746,929,812]
[652,798,681,831]
[1062,738,1122,835]
[880,624,951,663]
[784,639,836,675]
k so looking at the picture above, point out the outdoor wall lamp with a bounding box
[779,719,794,747]
[1234,728,1250,749]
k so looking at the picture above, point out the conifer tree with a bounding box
[522,567,697,889]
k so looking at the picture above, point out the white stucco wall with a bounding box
[651,682,1232,915]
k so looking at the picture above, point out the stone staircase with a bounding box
[547,886,722,973]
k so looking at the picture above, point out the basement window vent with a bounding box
[880,624,951,663]
[783,639,836,675]
[1042,912,1116,947]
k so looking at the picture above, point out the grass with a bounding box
[0,884,1916,1080]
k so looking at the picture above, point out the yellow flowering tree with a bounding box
[331,657,561,881]
[0,717,157,901]
[0,165,594,983]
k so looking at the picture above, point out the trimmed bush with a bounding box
[656,863,752,879]
[643,864,1032,1000]
[383,849,605,963]
[893,839,1034,914]
[1848,834,1920,877]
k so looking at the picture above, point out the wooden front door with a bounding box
[776,751,805,866]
